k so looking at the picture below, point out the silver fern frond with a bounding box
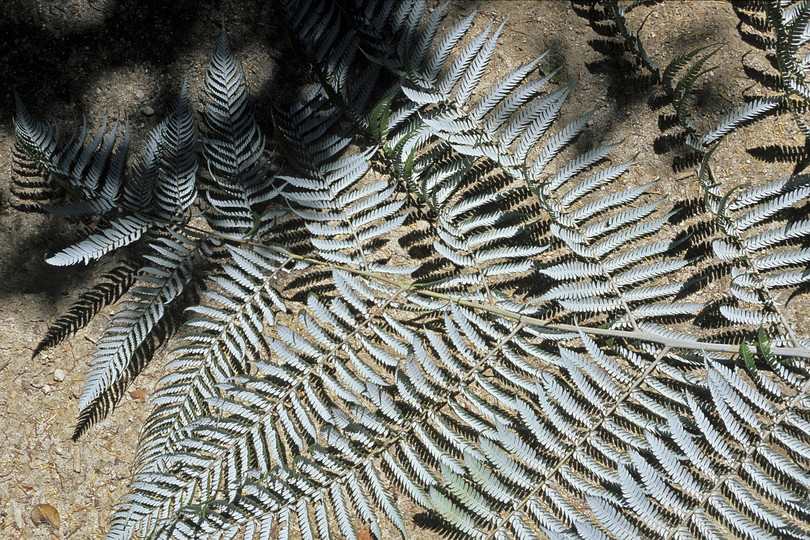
[11,1,810,539]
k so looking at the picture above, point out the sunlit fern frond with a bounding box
[75,229,216,431]
[708,174,810,347]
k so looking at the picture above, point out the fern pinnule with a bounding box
[155,79,197,220]
[703,97,782,146]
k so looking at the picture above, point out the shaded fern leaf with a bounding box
[40,81,202,267]
[13,91,130,213]
[279,0,403,128]
[156,77,197,221]
[34,263,139,357]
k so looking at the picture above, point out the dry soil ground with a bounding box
[0,1,804,538]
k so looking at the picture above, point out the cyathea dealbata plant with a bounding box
[11,0,810,538]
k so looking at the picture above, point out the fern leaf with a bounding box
[78,230,213,412]
[34,264,138,356]
[430,486,487,539]
[203,28,279,235]
[21,5,810,540]
[155,79,197,219]
[703,98,781,146]
[46,214,152,266]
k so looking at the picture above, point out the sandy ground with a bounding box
[0,1,807,538]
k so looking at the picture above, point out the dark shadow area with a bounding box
[0,0,277,123]
[412,511,470,539]
[741,61,782,92]
[32,262,138,357]
[570,0,741,171]
[0,214,101,297]
[748,143,810,168]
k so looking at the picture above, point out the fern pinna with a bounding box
[10,1,810,539]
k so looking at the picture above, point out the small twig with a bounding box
[86,0,114,15]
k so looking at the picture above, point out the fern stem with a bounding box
[179,221,810,359]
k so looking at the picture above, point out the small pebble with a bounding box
[135,89,145,99]
[142,105,155,116]
[53,369,65,382]
[42,385,52,394]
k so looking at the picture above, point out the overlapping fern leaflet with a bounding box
[107,31,288,538]
[13,91,129,215]
[74,228,215,439]
[707,174,810,347]
[73,84,206,421]
[13,78,224,437]
[105,3,809,539]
